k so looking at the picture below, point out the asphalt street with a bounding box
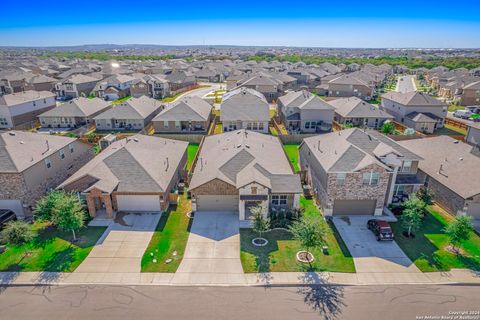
[0,284,479,320]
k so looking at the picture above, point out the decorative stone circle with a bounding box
[296,251,315,263]
[252,238,269,247]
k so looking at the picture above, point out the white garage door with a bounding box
[467,203,480,219]
[196,195,238,212]
[0,200,24,217]
[333,199,377,216]
[116,195,161,212]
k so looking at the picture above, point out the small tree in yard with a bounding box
[381,121,395,135]
[0,220,34,245]
[289,216,326,264]
[34,190,64,221]
[417,187,434,207]
[401,195,425,238]
[251,206,270,241]
[52,194,86,242]
[445,215,473,254]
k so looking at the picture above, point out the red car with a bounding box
[367,219,394,241]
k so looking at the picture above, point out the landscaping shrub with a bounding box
[0,220,34,245]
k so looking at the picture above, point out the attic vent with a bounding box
[20,141,24,144]
[133,138,139,142]
[237,144,242,148]
[8,132,15,136]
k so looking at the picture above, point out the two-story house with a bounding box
[299,128,423,216]
[0,131,92,217]
[381,91,448,134]
[0,90,56,129]
[277,90,335,133]
[55,74,99,100]
[94,74,136,100]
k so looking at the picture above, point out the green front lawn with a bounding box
[391,206,480,272]
[283,144,300,173]
[112,96,131,104]
[0,222,106,272]
[435,125,466,136]
[187,143,199,171]
[141,194,192,272]
[240,197,355,273]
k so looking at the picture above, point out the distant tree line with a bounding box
[39,51,175,61]
[245,54,480,70]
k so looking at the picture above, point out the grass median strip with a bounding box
[141,194,192,272]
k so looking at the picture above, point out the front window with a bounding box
[336,173,346,186]
[59,149,65,159]
[363,172,380,185]
[164,121,169,128]
[45,158,52,169]
[69,143,74,153]
[272,195,288,205]
[401,161,412,173]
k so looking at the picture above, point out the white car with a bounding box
[453,109,472,119]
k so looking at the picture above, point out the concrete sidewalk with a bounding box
[1,269,479,287]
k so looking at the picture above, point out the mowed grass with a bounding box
[283,144,300,173]
[0,222,106,272]
[141,194,192,272]
[391,206,480,272]
[240,197,355,273]
[186,143,199,171]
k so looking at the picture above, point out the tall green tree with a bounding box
[417,187,434,206]
[289,216,326,264]
[251,206,270,240]
[445,215,473,254]
[381,122,395,135]
[52,194,86,242]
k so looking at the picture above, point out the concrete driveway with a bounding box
[172,211,245,285]
[74,213,161,273]
[333,216,421,273]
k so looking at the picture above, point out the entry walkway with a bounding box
[172,211,246,285]
[74,212,161,274]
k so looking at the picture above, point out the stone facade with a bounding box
[1,141,93,216]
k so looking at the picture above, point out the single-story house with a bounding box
[94,96,163,131]
[152,96,213,133]
[329,97,393,128]
[59,135,188,218]
[189,129,302,225]
[277,90,335,133]
[39,97,111,128]
[220,87,270,133]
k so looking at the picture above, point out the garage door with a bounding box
[0,200,24,217]
[467,203,480,219]
[196,195,238,212]
[116,195,161,212]
[333,199,376,216]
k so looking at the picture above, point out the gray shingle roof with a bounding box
[329,97,394,119]
[39,97,111,118]
[153,96,212,122]
[220,88,270,122]
[382,91,447,106]
[59,135,188,193]
[94,96,162,120]
[190,130,301,193]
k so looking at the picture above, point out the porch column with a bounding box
[86,196,96,218]
[387,166,399,205]
[103,194,114,219]
[293,193,300,209]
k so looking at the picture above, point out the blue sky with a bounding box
[1,0,479,47]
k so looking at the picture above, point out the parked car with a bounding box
[367,219,394,241]
[453,109,473,119]
[0,209,16,230]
